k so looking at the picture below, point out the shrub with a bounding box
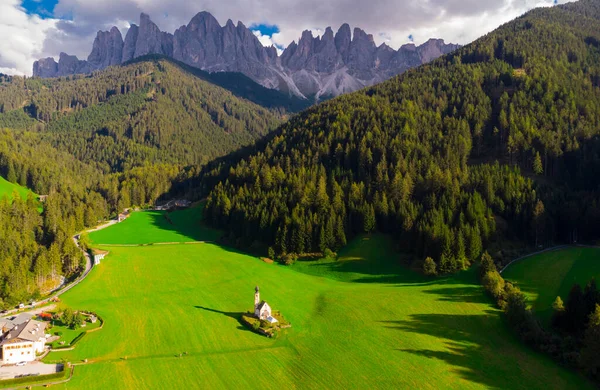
[55,331,63,336]
[423,257,437,276]
[482,270,505,300]
[282,253,298,266]
[479,251,496,278]
[323,248,336,259]
[504,286,529,328]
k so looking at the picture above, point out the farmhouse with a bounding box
[0,319,47,364]
[118,210,131,222]
[254,286,278,324]
[92,249,109,265]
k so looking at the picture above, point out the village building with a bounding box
[92,249,109,265]
[117,210,131,223]
[254,286,278,324]
[0,319,47,364]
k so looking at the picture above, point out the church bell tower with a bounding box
[254,286,260,310]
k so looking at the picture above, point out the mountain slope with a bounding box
[200,0,600,270]
[0,58,284,171]
[32,12,459,100]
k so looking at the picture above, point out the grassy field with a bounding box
[0,175,33,200]
[503,247,600,324]
[89,205,220,245]
[43,210,591,389]
[48,320,101,349]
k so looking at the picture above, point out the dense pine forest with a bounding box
[202,0,600,272]
[0,59,296,307]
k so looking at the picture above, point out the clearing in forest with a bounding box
[44,209,591,389]
[503,246,600,325]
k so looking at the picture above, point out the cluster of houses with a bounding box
[0,314,48,364]
[154,199,192,211]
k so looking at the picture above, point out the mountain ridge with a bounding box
[32,12,459,100]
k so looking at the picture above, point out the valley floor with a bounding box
[41,210,591,389]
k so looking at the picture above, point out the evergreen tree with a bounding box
[581,305,600,378]
[533,151,543,175]
[423,257,437,276]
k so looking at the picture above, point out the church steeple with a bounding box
[254,286,260,310]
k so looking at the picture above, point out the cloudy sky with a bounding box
[0,0,575,76]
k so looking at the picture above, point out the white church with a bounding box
[254,286,278,324]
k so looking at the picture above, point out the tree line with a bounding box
[481,254,600,384]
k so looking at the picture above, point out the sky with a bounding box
[0,0,576,76]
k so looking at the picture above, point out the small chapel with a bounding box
[254,286,278,324]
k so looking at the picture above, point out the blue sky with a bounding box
[250,23,280,37]
[21,0,58,18]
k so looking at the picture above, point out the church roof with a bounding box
[256,301,270,311]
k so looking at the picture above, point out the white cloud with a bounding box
[0,0,579,76]
[0,0,57,76]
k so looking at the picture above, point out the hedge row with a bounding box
[0,366,68,388]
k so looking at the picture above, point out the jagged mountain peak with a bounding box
[32,11,459,101]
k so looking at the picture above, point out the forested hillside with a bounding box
[0,58,292,306]
[202,0,600,271]
[0,59,286,170]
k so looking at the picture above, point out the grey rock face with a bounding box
[32,57,58,78]
[88,27,124,69]
[32,11,460,101]
[134,13,172,58]
[122,24,139,63]
[417,38,461,63]
[57,53,89,76]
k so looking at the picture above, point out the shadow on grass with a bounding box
[377,281,584,389]
[381,311,520,389]
[146,204,221,243]
[129,205,264,261]
[194,306,253,333]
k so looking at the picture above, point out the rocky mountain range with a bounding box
[33,12,459,100]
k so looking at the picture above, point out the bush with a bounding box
[323,248,336,259]
[55,331,63,336]
[282,253,298,266]
[479,251,496,278]
[482,270,505,300]
[423,257,437,276]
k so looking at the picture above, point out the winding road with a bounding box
[1,218,120,318]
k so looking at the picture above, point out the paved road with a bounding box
[0,362,61,380]
[1,217,121,318]
[499,245,569,274]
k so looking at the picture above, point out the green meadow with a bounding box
[43,209,590,389]
[503,247,600,325]
[0,175,33,200]
[88,206,220,245]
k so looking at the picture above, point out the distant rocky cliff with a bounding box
[33,12,459,100]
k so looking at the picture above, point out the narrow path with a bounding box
[499,244,586,274]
